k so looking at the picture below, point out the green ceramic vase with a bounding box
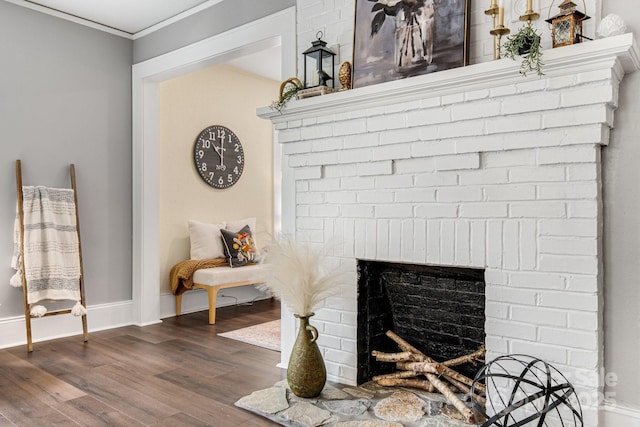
[287,313,326,398]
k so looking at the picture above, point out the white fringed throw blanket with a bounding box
[10,186,85,316]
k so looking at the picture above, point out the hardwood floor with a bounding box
[0,299,283,426]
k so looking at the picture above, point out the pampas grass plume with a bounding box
[258,238,346,316]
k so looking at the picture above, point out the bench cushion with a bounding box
[192,263,268,286]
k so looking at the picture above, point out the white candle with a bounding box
[527,0,533,11]
[498,6,505,26]
[491,0,497,8]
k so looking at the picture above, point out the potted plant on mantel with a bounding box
[503,22,544,77]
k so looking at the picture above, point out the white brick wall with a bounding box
[278,71,613,427]
[279,82,610,424]
[267,5,630,425]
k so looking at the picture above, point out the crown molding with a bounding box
[132,0,224,40]
[4,0,132,38]
[4,0,226,40]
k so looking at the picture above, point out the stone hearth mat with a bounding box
[235,380,473,427]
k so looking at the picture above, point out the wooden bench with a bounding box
[175,263,268,325]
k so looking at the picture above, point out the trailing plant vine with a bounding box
[270,77,304,113]
[503,23,544,77]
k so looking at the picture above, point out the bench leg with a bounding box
[204,286,220,325]
[176,293,183,316]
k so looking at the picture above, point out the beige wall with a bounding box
[159,64,277,294]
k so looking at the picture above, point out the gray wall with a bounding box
[0,1,133,316]
[0,0,293,323]
[602,2,640,408]
[133,0,295,63]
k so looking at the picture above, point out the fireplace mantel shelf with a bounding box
[258,33,639,123]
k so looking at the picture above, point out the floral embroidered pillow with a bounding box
[220,225,258,268]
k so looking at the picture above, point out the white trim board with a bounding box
[133,0,225,39]
[4,0,226,39]
[159,286,270,320]
[131,8,296,329]
[603,401,640,426]
[0,288,271,350]
[0,301,134,350]
[3,0,131,38]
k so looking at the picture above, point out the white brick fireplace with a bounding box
[259,34,639,426]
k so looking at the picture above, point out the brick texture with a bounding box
[284,2,605,423]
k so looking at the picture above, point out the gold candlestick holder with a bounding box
[486,4,511,60]
[490,25,511,59]
[484,4,499,19]
[484,4,500,60]
[519,9,540,24]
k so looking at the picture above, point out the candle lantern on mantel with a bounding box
[545,0,591,48]
[299,31,337,99]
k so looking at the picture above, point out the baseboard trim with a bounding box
[0,286,272,350]
[0,300,134,350]
[603,401,640,426]
[159,285,270,320]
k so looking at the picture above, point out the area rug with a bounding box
[218,319,280,351]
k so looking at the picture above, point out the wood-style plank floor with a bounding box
[0,299,283,426]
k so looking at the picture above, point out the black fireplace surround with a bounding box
[357,260,486,383]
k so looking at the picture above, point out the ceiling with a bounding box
[226,46,281,82]
[20,0,214,34]
[10,0,282,81]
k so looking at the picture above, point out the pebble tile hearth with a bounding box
[236,381,472,427]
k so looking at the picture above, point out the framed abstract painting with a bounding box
[352,0,470,89]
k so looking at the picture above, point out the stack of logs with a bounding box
[372,330,486,424]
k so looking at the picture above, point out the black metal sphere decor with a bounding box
[471,355,583,427]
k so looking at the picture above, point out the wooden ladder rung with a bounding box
[36,309,73,318]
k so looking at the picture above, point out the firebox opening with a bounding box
[357,260,486,384]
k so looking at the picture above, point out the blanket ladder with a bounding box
[15,160,88,352]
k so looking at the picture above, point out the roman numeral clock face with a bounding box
[193,125,244,189]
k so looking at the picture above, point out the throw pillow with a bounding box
[188,220,226,260]
[220,225,258,268]
[225,216,258,250]
[225,217,256,233]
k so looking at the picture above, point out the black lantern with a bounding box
[302,31,336,89]
[545,0,591,48]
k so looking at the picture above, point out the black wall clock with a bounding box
[193,125,244,189]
